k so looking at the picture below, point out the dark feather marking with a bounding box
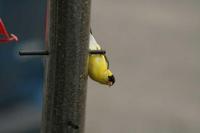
[104,54,110,68]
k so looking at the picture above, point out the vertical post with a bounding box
[41,0,91,132]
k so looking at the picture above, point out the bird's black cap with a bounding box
[108,75,115,85]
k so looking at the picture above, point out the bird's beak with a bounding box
[108,82,113,86]
[108,75,115,86]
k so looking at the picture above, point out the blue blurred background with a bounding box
[0,0,46,132]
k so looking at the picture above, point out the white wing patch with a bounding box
[89,33,101,50]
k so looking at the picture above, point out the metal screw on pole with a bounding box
[41,0,91,133]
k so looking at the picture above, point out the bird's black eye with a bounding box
[108,75,115,85]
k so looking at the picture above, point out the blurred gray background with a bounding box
[86,0,200,133]
[0,0,200,133]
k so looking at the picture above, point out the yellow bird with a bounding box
[88,32,115,86]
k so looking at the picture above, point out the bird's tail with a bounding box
[89,33,101,50]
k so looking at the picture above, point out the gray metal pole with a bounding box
[41,0,91,132]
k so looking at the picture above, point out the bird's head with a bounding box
[104,69,115,86]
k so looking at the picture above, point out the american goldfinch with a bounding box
[88,32,115,86]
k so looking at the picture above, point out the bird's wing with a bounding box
[104,54,110,68]
[89,33,109,68]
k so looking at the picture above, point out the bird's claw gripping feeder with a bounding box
[0,18,18,43]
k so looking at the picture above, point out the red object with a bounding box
[0,18,18,43]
